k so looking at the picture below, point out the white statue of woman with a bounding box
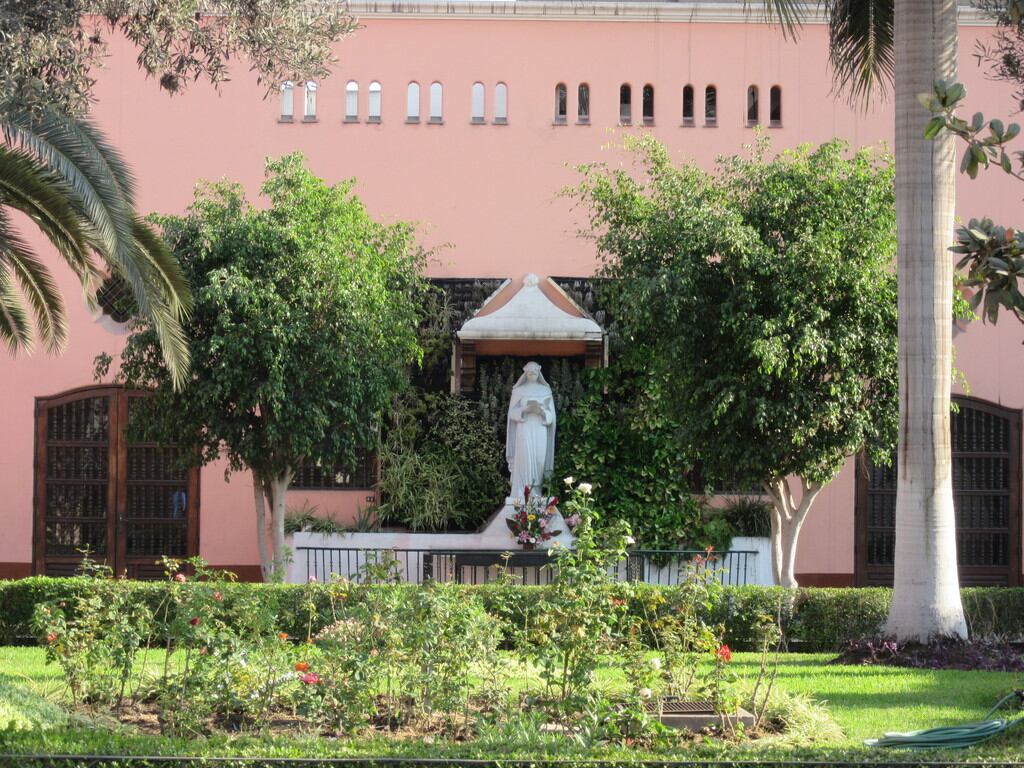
[506,361,556,499]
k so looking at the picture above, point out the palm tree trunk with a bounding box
[885,0,967,641]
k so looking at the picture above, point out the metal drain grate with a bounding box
[647,699,715,714]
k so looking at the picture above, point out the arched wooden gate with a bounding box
[33,386,199,579]
[855,396,1022,586]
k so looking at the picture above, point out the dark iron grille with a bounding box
[955,494,1008,529]
[126,484,189,519]
[868,492,895,529]
[126,522,187,557]
[291,452,375,490]
[127,446,188,482]
[866,530,895,566]
[954,405,1008,453]
[47,446,107,481]
[46,397,108,442]
[46,483,107,519]
[45,521,106,555]
[45,398,111,556]
[954,456,1008,490]
[869,462,896,491]
[95,274,136,323]
[126,443,189,558]
[863,401,1017,583]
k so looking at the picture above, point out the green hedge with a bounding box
[2,577,1022,650]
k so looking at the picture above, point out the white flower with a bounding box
[577,482,593,495]
[649,657,662,671]
[639,687,653,699]
[564,476,575,487]
[624,535,636,545]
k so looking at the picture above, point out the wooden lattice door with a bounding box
[34,387,199,579]
[855,396,1022,586]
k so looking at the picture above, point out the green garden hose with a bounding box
[865,690,1024,749]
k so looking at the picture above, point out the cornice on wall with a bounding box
[346,1,991,26]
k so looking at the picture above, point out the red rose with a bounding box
[294,662,309,672]
[523,485,531,498]
[715,644,732,663]
[189,617,201,627]
[45,632,58,644]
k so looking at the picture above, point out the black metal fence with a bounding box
[295,547,756,587]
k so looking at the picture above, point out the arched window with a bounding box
[619,84,632,125]
[577,83,590,123]
[345,80,359,122]
[303,81,318,121]
[554,83,568,123]
[368,81,382,122]
[770,85,782,126]
[407,82,421,122]
[747,85,759,125]
[471,82,485,123]
[642,84,655,124]
[429,82,443,123]
[704,85,717,125]
[494,83,508,124]
[682,84,694,124]
[279,81,294,122]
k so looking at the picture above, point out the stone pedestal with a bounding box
[479,497,575,550]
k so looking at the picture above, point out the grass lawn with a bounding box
[1,646,1022,762]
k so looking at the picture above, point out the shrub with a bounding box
[377,392,506,531]
[5,577,1024,652]
[721,496,773,538]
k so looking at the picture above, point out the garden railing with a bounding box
[294,546,756,586]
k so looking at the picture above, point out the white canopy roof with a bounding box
[457,273,603,341]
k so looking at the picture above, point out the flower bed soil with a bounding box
[834,636,1024,671]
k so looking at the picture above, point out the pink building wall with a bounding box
[3,6,1022,583]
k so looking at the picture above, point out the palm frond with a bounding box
[0,211,66,353]
[1,110,161,320]
[749,0,807,41]
[2,109,192,383]
[1,110,135,267]
[131,217,192,388]
[0,146,99,288]
[827,0,895,108]
[0,223,32,353]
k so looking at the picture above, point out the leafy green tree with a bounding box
[108,155,427,580]
[554,360,722,552]
[573,135,898,587]
[0,0,356,116]
[1,1,355,383]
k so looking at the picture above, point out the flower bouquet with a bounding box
[506,486,561,548]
